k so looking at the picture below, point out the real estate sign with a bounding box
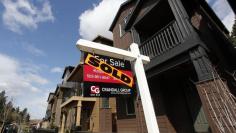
[83,53,135,97]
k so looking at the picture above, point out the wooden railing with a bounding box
[140,20,183,58]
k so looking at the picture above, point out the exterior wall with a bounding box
[55,98,62,127]
[112,3,138,133]
[50,99,57,126]
[109,98,116,113]
[89,98,113,133]
[196,79,236,133]
[112,0,236,133]
[65,108,75,131]
[90,98,100,132]
[99,108,112,133]
[112,3,135,49]
[117,119,137,133]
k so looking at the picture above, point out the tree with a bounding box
[0,90,31,130]
[230,17,236,47]
[25,113,30,123]
[15,107,20,113]
[2,100,13,126]
[20,108,28,123]
[0,91,7,118]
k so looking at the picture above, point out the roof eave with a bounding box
[109,0,134,31]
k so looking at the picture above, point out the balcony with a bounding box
[139,20,183,59]
[61,82,83,103]
[137,17,201,75]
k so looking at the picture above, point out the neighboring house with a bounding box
[110,0,236,133]
[44,66,75,130]
[42,92,54,128]
[59,36,117,133]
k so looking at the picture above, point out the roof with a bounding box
[110,0,230,34]
[47,92,54,102]
[199,0,229,34]
[109,0,134,31]
[92,35,113,46]
[124,0,143,30]
[54,83,72,95]
[66,64,83,82]
[54,85,60,95]
[62,66,75,79]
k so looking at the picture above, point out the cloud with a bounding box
[50,67,63,73]
[207,0,235,32]
[0,53,50,119]
[79,0,126,40]
[1,0,54,33]
[23,44,46,56]
[222,11,235,32]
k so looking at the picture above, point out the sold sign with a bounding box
[85,53,134,87]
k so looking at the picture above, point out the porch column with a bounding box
[60,113,66,133]
[168,0,193,39]
[76,101,82,126]
[190,46,236,133]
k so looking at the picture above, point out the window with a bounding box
[102,98,109,108]
[119,9,132,38]
[126,97,135,115]
[124,16,129,24]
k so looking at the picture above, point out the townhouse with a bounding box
[109,0,236,132]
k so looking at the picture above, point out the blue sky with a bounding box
[0,0,234,119]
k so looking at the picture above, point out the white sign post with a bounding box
[76,39,159,133]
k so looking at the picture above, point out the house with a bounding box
[42,92,54,128]
[59,36,117,133]
[44,66,75,130]
[110,0,236,133]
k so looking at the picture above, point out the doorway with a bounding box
[149,63,211,133]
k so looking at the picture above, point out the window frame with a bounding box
[125,97,135,115]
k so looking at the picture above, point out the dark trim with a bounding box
[199,0,230,34]
[62,66,75,79]
[144,33,204,71]
[168,0,193,39]
[92,35,113,46]
[132,0,161,29]
[109,0,134,31]
[124,0,143,31]
[146,53,190,78]
[92,35,113,43]
[47,93,55,102]
[131,27,141,44]
[189,46,214,81]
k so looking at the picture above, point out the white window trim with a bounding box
[119,24,125,37]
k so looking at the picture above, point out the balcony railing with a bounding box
[62,82,83,103]
[140,20,183,59]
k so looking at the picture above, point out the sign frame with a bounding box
[76,39,160,133]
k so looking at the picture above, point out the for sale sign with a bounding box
[83,53,135,97]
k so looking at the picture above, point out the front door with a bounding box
[80,102,93,131]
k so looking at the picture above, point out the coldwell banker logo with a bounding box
[90,86,100,94]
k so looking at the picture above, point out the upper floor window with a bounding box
[124,16,129,24]
[102,98,109,108]
[119,9,132,38]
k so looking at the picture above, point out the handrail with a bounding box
[139,20,184,58]
[140,20,176,47]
